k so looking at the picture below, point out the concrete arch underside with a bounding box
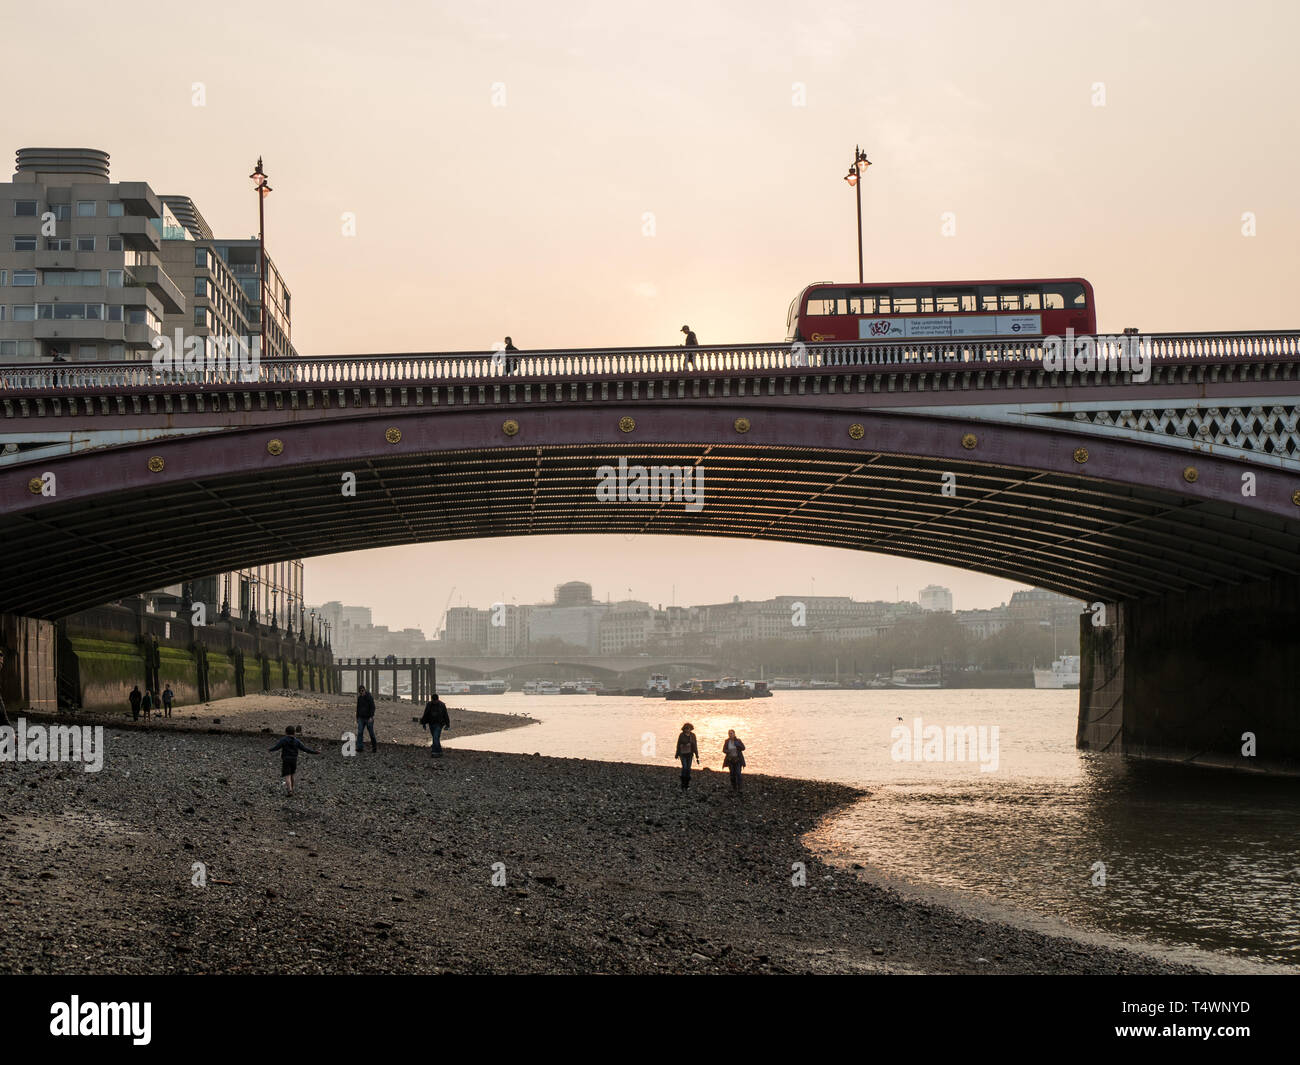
[2,404,1297,618]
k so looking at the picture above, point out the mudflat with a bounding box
[0,703,1203,974]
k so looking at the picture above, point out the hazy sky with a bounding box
[6,0,1297,633]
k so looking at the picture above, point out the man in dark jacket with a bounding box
[681,325,698,369]
[355,685,377,752]
[129,685,142,721]
[419,695,451,757]
[675,722,700,790]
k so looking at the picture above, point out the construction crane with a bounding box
[435,586,456,639]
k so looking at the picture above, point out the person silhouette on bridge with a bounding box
[129,685,142,721]
[675,723,700,790]
[681,325,698,368]
[420,694,451,757]
[356,685,377,752]
[503,336,520,375]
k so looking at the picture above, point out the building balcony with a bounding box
[115,182,159,216]
[117,216,161,251]
[126,265,185,313]
[33,320,115,342]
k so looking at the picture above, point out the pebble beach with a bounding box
[0,692,1208,974]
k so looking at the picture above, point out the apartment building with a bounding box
[1,147,307,628]
[0,147,182,362]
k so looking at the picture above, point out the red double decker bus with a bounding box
[785,278,1096,343]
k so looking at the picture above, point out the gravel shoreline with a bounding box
[1,703,1208,974]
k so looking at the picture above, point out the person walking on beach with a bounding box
[355,685,377,752]
[675,722,700,790]
[722,729,746,792]
[681,324,698,368]
[162,684,174,718]
[129,685,142,721]
[420,694,451,757]
[140,688,152,720]
[268,726,319,795]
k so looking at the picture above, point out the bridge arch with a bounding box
[2,402,1298,618]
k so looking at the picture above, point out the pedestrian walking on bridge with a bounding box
[681,325,698,368]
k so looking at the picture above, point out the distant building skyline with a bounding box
[311,580,1081,659]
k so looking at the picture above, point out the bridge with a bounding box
[2,331,1299,770]
[431,654,719,678]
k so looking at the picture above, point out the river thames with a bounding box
[448,688,1300,966]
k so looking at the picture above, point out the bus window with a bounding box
[892,295,918,314]
[1021,290,1041,310]
[1043,282,1086,307]
[935,293,962,313]
[998,291,1021,311]
[807,295,839,315]
[980,292,1000,312]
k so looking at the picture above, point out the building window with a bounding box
[52,204,71,221]
[0,270,6,286]
[107,270,123,287]
[13,306,35,321]
[43,270,101,286]
[0,341,14,356]
[76,236,96,252]
[109,343,124,358]
[13,271,36,286]
[107,236,123,252]
[0,305,5,320]
[78,344,98,359]
[12,236,36,251]
[107,305,123,321]
[108,202,124,217]
[46,239,72,251]
[14,200,37,217]
[76,201,97,217]
[195,247,210,269]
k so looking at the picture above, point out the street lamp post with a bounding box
[249,158,272,360]
[843,145,872,283]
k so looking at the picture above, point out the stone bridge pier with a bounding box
[1077,574,1300,774]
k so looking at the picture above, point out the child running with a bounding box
[268,727,319,795]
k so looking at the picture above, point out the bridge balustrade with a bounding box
[3,331,1299,394]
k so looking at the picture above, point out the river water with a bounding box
[449,688,1300,966]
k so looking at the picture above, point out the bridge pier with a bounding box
[1078,574,1300,774]
[0,614,56,714]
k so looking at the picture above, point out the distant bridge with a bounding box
[430,654,718,677]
